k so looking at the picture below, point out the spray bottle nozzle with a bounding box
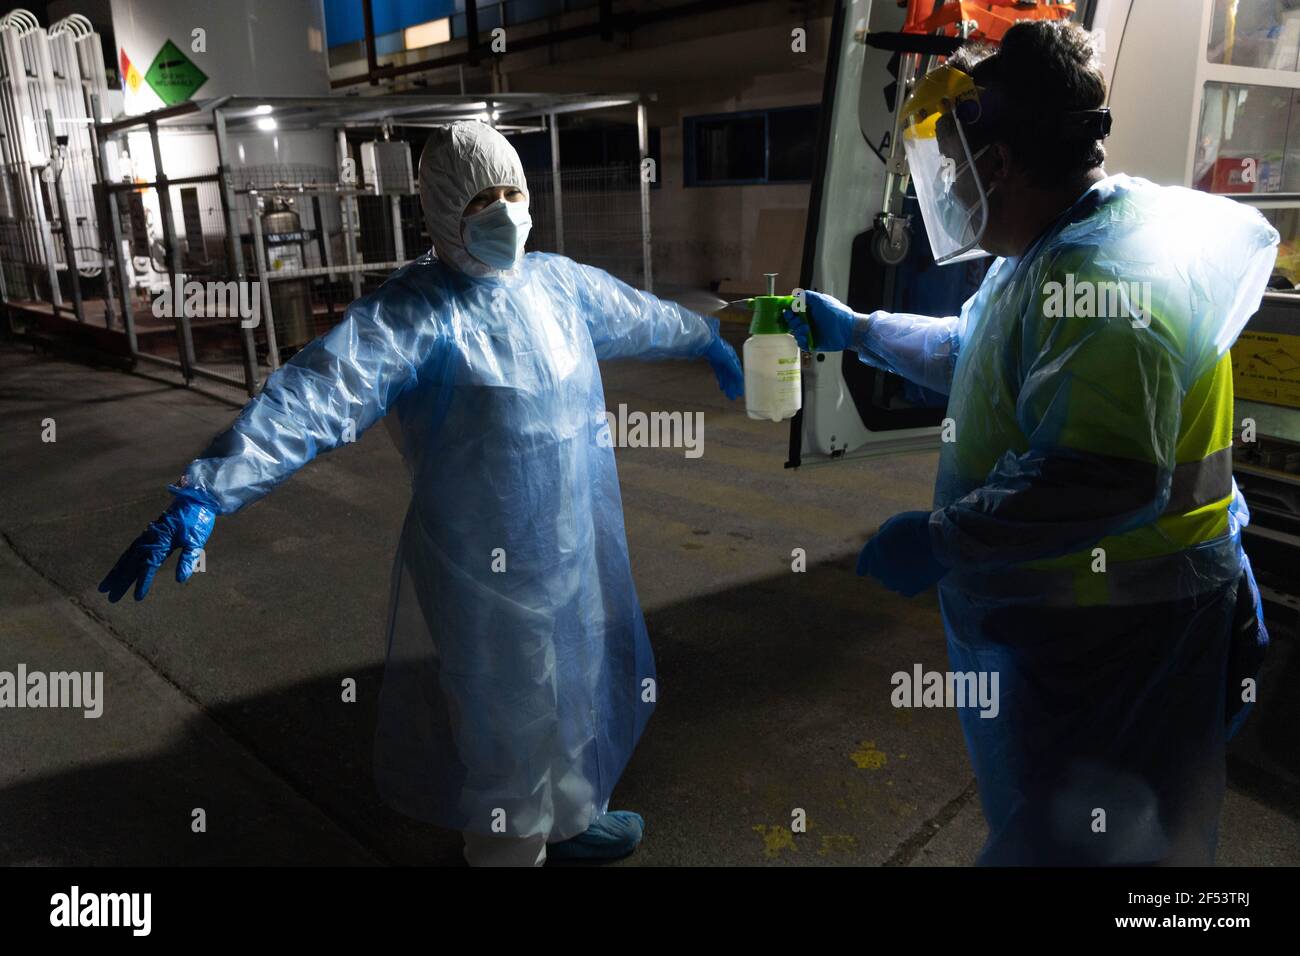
[745,273,802,341]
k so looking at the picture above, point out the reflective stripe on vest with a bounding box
[1162,445,1234,515]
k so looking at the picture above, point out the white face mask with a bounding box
[461,197,532,271]
[935,148,998,250]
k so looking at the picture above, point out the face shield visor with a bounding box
[901,65,993,265]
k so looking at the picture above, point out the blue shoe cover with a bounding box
[547,811,645,862]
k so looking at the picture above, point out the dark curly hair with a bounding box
[946,20,1107,188]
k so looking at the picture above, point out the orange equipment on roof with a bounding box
[901,0,1076,45]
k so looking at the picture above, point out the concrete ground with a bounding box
[0,336,1296,866]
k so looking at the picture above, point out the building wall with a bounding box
[652,72,823,295]
[512,3,834,294]
[330,0,837,295]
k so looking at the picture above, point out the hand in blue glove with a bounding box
[784,289,863,352]
[857,510,948,597]
[99,493,218,603]
[706,336,744,400]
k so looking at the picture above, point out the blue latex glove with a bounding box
[857,510,949,597]
[784,289,861,352]
[547,811,646,862]
[99,493,217,603]
[706,336,744,400]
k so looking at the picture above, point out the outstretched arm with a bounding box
[785,289,962,396]
[539,256,742,397]
[181,272,449,513]
[100,269,450,602]
[851,309,962,397]
[542,256,721,360]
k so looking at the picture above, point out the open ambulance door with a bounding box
[787,0,1099,468]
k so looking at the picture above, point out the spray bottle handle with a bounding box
[781,294,813,352]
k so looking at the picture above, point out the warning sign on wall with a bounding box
[1232,331,1300,410]
[144,39,207,107]
[118,48,143,94]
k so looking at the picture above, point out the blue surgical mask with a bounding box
[462,197,532,270]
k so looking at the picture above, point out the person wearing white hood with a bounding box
[99,121,745,866]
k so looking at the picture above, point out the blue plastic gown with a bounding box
[177,251,723,839]
[849,175,1277,863]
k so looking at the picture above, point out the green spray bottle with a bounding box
[742,273,805,422]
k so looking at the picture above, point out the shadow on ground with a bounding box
[1,549,1294,867]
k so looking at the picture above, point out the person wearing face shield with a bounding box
[785,21,1276,865]
[99,120,744,867]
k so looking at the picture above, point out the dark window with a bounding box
[684,105,821,186]
[324,0,604,50]
[505,124,661,188]
[691,114,765,184]
[767,106,819,182]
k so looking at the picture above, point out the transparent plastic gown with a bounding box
[177,251,723,839]
[848,175,1277,863]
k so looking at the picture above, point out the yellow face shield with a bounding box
[900,65,992,265]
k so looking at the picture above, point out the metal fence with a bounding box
[127,172,420,398]
[526,162,646,287]
[8,154,651,400]
[142,157,650,397]
[5,93,654,402]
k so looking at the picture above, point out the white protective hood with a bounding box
[418,121,530,277]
